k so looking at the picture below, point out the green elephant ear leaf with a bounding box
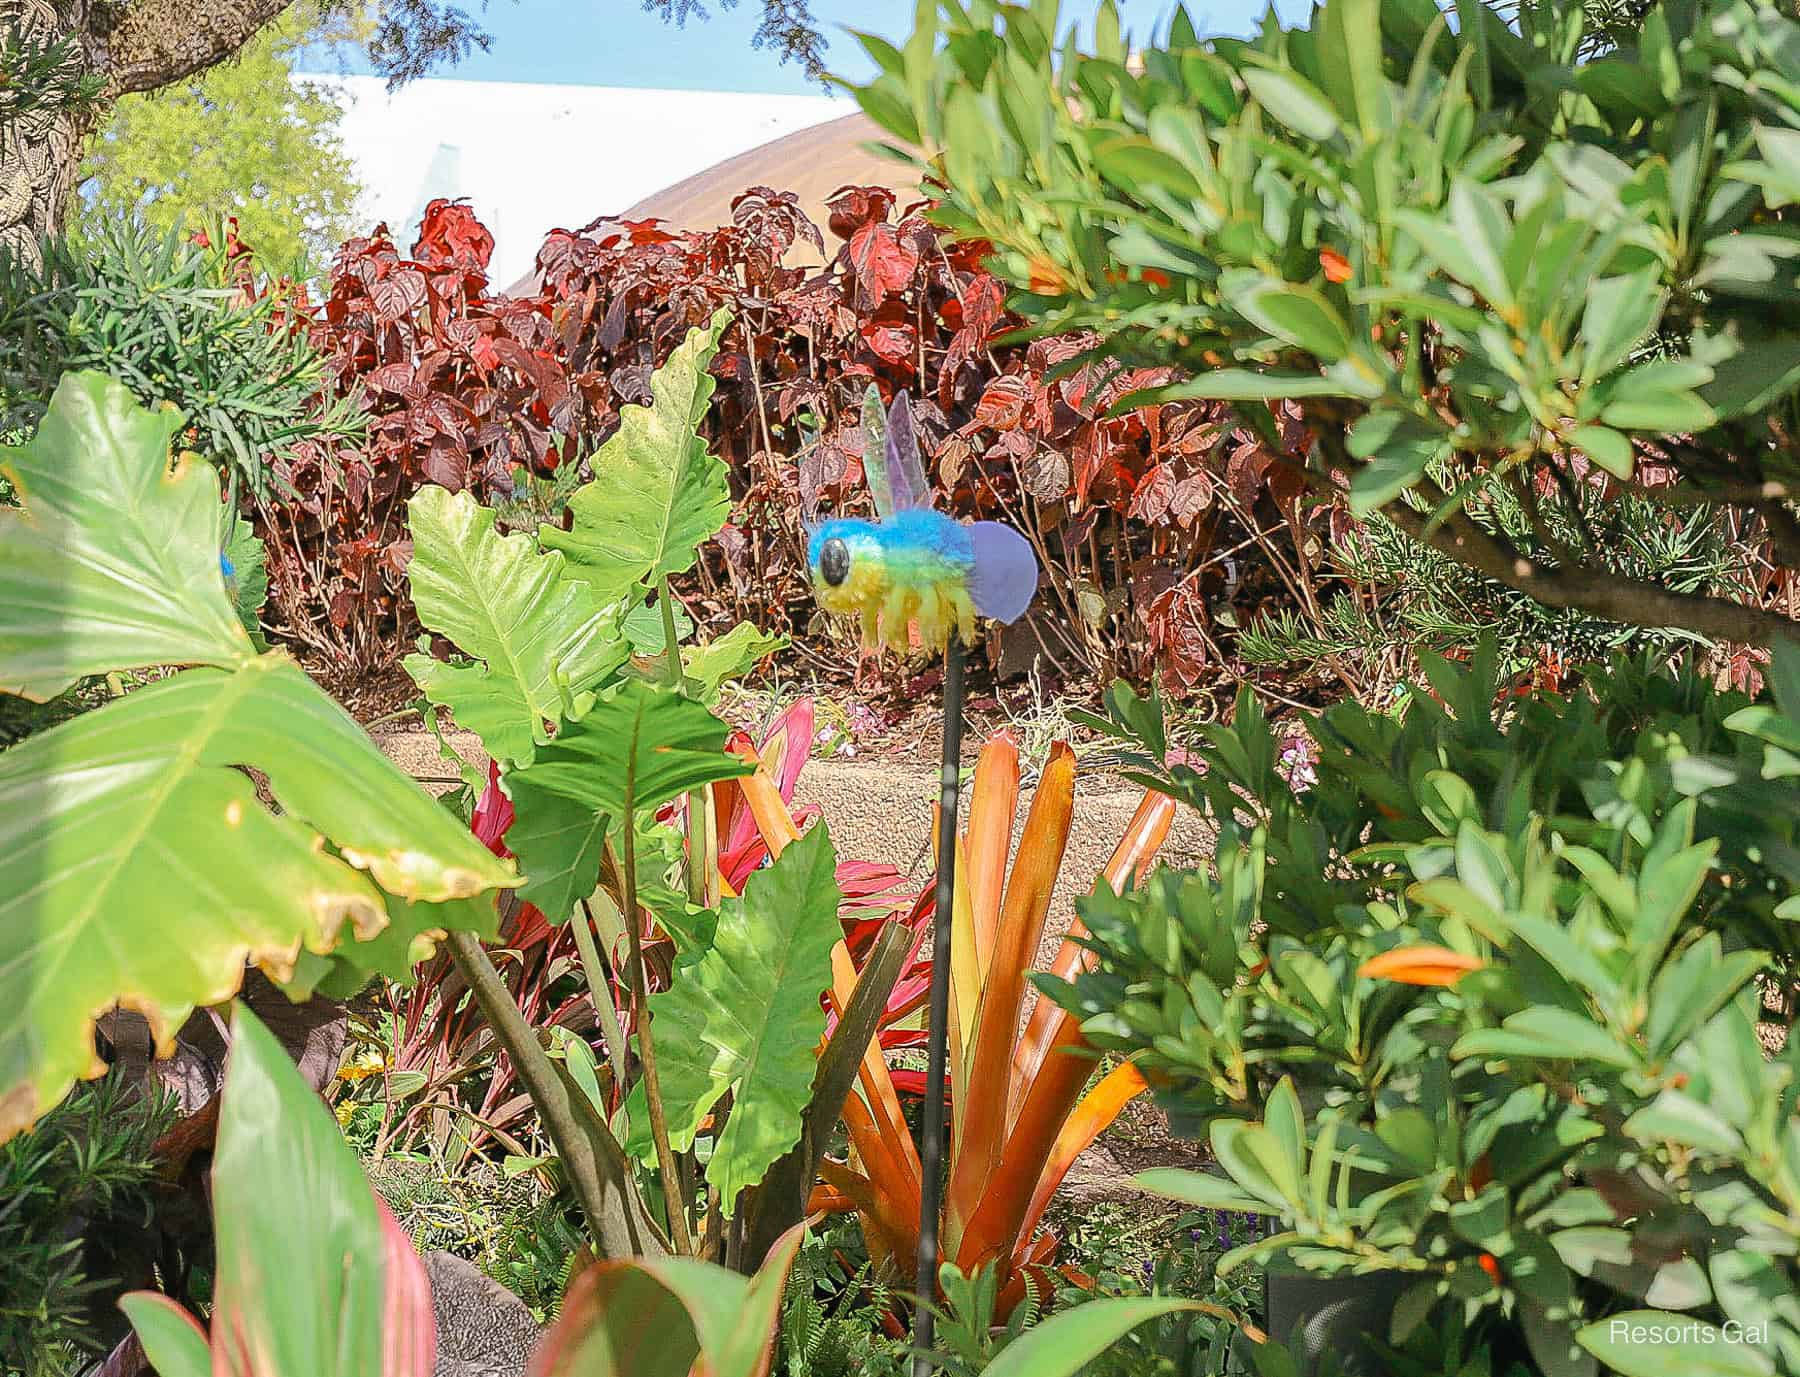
[540,309,733,597]
[0,374,515,1143]
[625,823,843,1209]
[513,677,753,822]
[682,621,785,702]
[0,371,253,698]
[404,484,628,768]
[502,772,610,925]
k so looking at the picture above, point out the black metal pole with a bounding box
[911,632,964,1376]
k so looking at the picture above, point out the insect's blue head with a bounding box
[807,517,883,613]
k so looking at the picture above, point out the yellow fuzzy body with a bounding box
[810,524,978,652]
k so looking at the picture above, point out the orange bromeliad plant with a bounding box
[787,733,1176,1316]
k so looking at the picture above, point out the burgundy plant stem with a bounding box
[912,632,965,1376]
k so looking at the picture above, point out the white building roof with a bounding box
[301,74,846,285]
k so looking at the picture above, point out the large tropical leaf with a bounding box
[284,894,501,1000]
[512,678,753,826]
[681,621,784,703]
[404,484,629,768]
[121,1005,436,1377]
[539,310,732,595]
[0,374,515,1141]
[503,680,749,942]
[0,371,251,698]
[626,825,843,1208]
[505,773,611,924]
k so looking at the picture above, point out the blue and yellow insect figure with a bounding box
[808,386,1038,651]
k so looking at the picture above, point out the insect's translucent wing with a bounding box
[859,384,898,522]
[883,391,933,513]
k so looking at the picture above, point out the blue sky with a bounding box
[300,1,1296,93]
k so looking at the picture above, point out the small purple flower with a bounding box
[1277,735,1317,792]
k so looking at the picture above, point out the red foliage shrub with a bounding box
[256,200,575,674]
[256,190,1319,690]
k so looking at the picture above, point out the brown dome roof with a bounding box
[503,110,922,293]
[623,111,921,239]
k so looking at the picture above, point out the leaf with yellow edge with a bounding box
[0,375,515,1143]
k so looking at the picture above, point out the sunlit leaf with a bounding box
[541,310,733,596]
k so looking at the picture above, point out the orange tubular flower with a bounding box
[1358,945,1485,987]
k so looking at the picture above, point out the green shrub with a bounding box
[0,220,360,498]
[1047,646,1800,1371]
[0,1073,174,1374]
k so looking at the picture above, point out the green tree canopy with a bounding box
[76,4,362,268]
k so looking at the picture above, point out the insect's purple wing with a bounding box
[883,390,933,513]
[968,521,1038,624]
[859,384,900,521]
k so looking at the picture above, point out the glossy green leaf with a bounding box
[118,1294,210,1377]
[514,678,752,824]
[1568,425,1634,479]
[1131,370,1366,403]
[1136,1166,1274,1215]
[682,621,785,702]
[1241,64,1342,142]
[625,825,843,1207]
[1581,271,1665,388]
[1453,1008,1638,1068]
[1348,408,1448,515]
[285,894,502,1000]
[1227,274,1355,362]
[1625,1090,1745,1156]
[541,310,733,595]
[1093,135,1205,200]
[504,775,609,925]
[984,1297,1237,1377]
[1726,125,1800,208]
[403,485,627,768]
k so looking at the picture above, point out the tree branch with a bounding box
[100,0,296,95]
[1758,501,1800,573]
[1300,431,1800,648]
[1396,485,1800,648]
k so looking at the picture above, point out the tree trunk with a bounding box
[0,0,296,268]
[0,0,94,268]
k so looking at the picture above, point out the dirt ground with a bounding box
[374,722,1216,1199]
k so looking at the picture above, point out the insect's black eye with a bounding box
[819,537,850,587]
